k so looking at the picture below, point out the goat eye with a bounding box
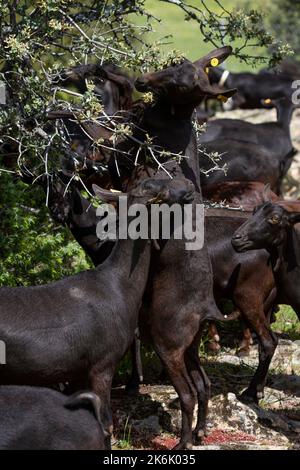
[268,215,280,225]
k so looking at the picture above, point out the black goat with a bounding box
[0,386,106,450]
[47,63,134,165]
[204,181,280,354]
[199,96,297,194]
[199,140,286,194]
[131,46,236,449]
[199,97,296,165]
[206,209,278,402]
[232,199,300,319]
[31,46,235,449]
[208,67,297,110]
[0,175,194,445]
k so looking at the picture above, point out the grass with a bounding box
[131,0,272,71]
[272,305,300,340]
[115,416,133,450]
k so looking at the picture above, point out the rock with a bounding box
[268,375,300,397]
[224,393,258,435]
[217,355,241,366]
[278,339,293,347]
[208,393,290,446]
[271,342,294,374]
[291,349,300,375]
[131,415,161,436]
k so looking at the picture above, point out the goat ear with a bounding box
[262,184,272,203]
[92,184,125,203]
[288,212,300,225]
[194,46,233,69]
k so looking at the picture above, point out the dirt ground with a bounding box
[112,108,300,450]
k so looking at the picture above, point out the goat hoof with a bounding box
[239,390,259,405]
[192,429,206,445]
[125,382,140,396]
[173,441,193,450]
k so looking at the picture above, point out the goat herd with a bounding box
[1,44,300,451]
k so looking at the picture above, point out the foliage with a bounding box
[269,0,300,61]
[272,305,300,340]
[0,0,292,179]
[160,0,293,67]
[0,170,90,287]
[0,0,293,288]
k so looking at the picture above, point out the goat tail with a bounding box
[64,391,107,435]
[222,309,241,322]
[205,307,241,322]
[204,303,226,322]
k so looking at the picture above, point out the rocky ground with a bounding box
[112,108,300,451]
[111,339,300,450]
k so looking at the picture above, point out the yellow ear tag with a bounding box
[205,67,210,74]
[210,58,219,67]
[217,95,228,103]
[264,98,272,104]
[110,189,122,193]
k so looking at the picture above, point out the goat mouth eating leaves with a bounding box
[134,46,236,105]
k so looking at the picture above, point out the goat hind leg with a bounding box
[89,366,114,448]
[157,350,196,450]
[125,334,143,395]
[185,344,210,445]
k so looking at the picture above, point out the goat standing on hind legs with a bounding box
[127,46,236,449]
